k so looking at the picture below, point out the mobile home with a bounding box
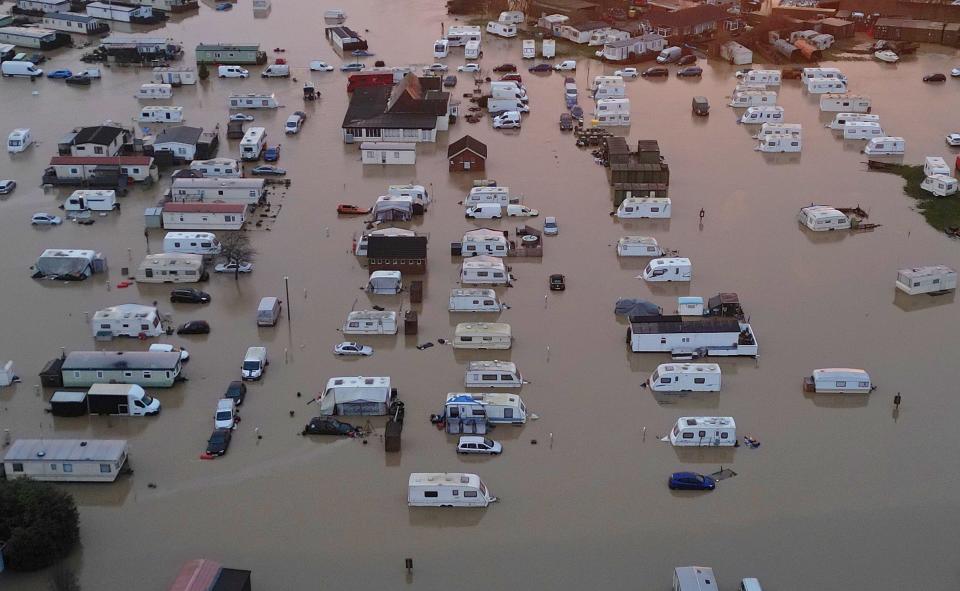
[797,205,851,231]
[842,121,883,140]
[804,368,874,394]
[801,67,846,84]
[448,288,503,312]
[169,177,265,204]
[445,392,526,424]
[627,316,759,357]
[152,66,197,85]
[920,175,958,197]
[163,231,221,255]
[756,126,801,153]
[32,249,105,280]
[317,376,392,416]
[486,21,516,38]
[895,265,957,295]
[647,363,721,392]
[341,310,398,335]
[161,202,246,230]
[360,142,417,165]
[594,98,631,127]
[819,93,871,113]
[86,2,157,23]
[239,126,266,160]
[135,253,206,283]
[642,257,691,282]
[617,236,664,257]
[498,10,523,24]
[7,128,32,153]
[407,473,497,507]
[668,416,736,446]
[460,256,509,285]
[59,350,182,388]
[616,197,671,219]
[806,78,846,94]
[136,106,184,123]
[453,322,512,349]
[3,439,128,483]
[136,83,172,100]
[445,25,481,46]
[228,93,279,109]
[522,39,535,58]
[64,190,117,212]
[742,69,781,86]
[728,90,776,108]
[462,228,509,257]
[863,137,905,156]
[826,113,879,130]
[189,157,241,177]
[465,360,522,388]
[674,567,718,591]
[91,304,163,339]
[924,156,950,177]
[739,106,784,125]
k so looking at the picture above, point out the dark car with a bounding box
[549,273,566,291]
[559,113,574,131]
[224,380,247,405]
[528,63,553,73]
[668,472,716,491]
[263,145,281,162]
[923,73,946,82]
[177,320,210,335]
[302,417,358,436]
[677,54,697,66]
[250,165,287,176]
[65,74,91,85]
[170,288,211,304]
[500,73,522,83]
[677,66,702,78]
[205,428,232,457]
[642,67,669,77]
[443,75,457,88]
[493,63,517,72]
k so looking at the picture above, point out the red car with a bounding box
[337,204,371,215]
[493,63,517,73]
[500,73,522,83]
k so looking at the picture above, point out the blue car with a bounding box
[263,145,280,162]
[215,2,232,9]
[668,472,716,491]
[46,69,72,79]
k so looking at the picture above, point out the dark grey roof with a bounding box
[367,235,428,258]
[629,315,742,334]
[156,126,203,145]
[48,12,97,23]
[62,350,181,371]
[73,125,125,146]
[342,85,438,130]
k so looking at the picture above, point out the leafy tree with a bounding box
[198,62,209,80]
[218,232,257,280]
[0,479,80,571]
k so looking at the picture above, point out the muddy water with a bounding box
[0,1,959,588]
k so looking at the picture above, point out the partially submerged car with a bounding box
[302,417,359,436]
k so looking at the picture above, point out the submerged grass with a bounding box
[875,164,960,232]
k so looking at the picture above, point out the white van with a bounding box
[137,83,173,100]
[241,346,267,380]
[218,65,249,78]
[65,190,117,212]
[657,46,682,64]
[843,121,883,140]
[261,64,290,78]
[669,416,736,447]
[863,136,905,156]
[453,322,512,349]
[1,61,42,78]
[924,156,950,177]
[643,257,691,282]
[407,473,497,507]
[163,232,221,255]
[239,127,267,160]
[740,106,784,125]
[466,186,511,205]
[7,128,32,153]
[506,204,538,217]
[804,368,873,394]
[616,197,671,219]
[648,363,721,392]
[256,296,281,326]
[492,111,521,129]
[449,288,503,312]
[465,360,522,388]
[491,86,528,102]
[617,236,663,257]
[488,99,527,114]
[465,203,502,219]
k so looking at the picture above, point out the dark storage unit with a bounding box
[409,281,423,303]
[49,391,87,417]
[404,310,418,335]
[39,357,65,388]
[384,419,402,452]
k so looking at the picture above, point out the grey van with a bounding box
[257,297,281,326]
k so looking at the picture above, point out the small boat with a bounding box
[874,50,899,63]
[337,204,371,215]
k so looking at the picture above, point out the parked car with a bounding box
[250,165,286,176]
[668,471,716,491]
[642,67,669,77]
[614,67,638,78]
[215,262,253,274]
[309,60,334,71]
[677,54,697,66]
[65,74,91,86]
[456,436,502,455]
[229,113,255,122]
[263,144,281,162]
[31,213,62,225]
[559,113,574,131]
[549,273,566,291]
[334,342,374,356]
[303,417,358,436]
[443,75,457,87]
[923,73,946,82]
[170,288,211,304]
[543,216,559,235]
[46,69,72,79]
[0,180,15,195]
[205,428,232,457]
[214,398,237,430]
[528,63,553,73]
[285,111,306,134]
[554,60,576,71]
[952,67,960,77]
[423,63,448,72]
[148,343,190,361]
[492,111,522,129]
[500,73,522,83]
[947,133,960,147]
[340,63,366,72]
[337,204,371,214]
[457,63,480,73]
[352,49,374,57]
[177,320,210,335]
[677,66,702,78]
[493,63,517,72]
[224,380,247,405]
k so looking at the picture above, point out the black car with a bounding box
[923,73,946,82]
[677,54,697,66]
[177,320,210,335]
[559,113,574,131]
[205,428,232,457]
[528,63,553,73]
[170,288,211,304]
[493,63,517,72]
[65,74,91,85]
[677,66,703,78]
[302,417,358,436]
[224,380,247,405]
[549,273,566,291]
[442,75,457,88]
[642,67,669,77]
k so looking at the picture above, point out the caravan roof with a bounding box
[455,322,511,338]
[801,205,846,222]
[467,360,517,373]
[4,439,127,463]
[408,472,481,487]
[461,255,506,270]
[92,303,157,323]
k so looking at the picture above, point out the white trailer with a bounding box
[741,69,781,86]
[239,126,266,160]
[804,368,874,394]
[465,360,522,388]
[453,322,512,349]
[616,197,671,219]
[648,363,721,392]
[819,93,871,113]
[728,90,777,108]
[190,157,242,177]
[136,83,172,100]
[594,98,631,126]
[408,473,497,507]
[7,128,32,153]
[3,439,129,482]
[498,10,523,24]
[318,376,392,416]
[740,106,784,124]
[341,310,398,334]
[449,288,503,312]
[674,566,718,591]
[542,39,555,58]
[163,231,221,255]
[896,265,957,295]
[628,316,759,357]
[465,39,481,59]
[863,136,905,156]
[228,93,279,109]
[924,156,950,177]
[136,106,184,123]
[842,121,884,140]
[920,175,958,197]
[135,253,205,283]
[91,304,164,338]
[462,229,509,257]
[797,205,851,231]
[445,392,526,424]
[152,66,196,85]
[433,38,449,58]
[522,39,535,59]
[617,236,664,257]
[65,189,117,212]
[806,78,846,94]
[460,256,509,285]
[466,186,512,205]
[486,21,517,38]
[669,416,736,446]
[642,257,691,282]
[801,67,846,84]
[756,128,801,153]
[445,25,481,47]
[826,113,879,130]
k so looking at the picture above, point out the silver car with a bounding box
[456,436,502,455]
[543,216,559,235]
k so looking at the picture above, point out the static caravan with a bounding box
[239,126,266,160]
[594,98,631,126]
[460,256,509,285]
[863,137,905,156]
[445,392,526,424]
[921,174,959,197]
[896,265,957,295]
[86,2,156,22]
[367,270,402,295]
[592,75,624,91]
[60,350,182,388]
[804,368,874,394]
[819,93,871,113]
[728,90,777,108]
[806,78,846,94]
[594,83,625,100]
[486,21,516,38]
[733,82,768,94]
[674,567,718,591]
[361,142,416,165]
[163,231,221,255]
[228,93,278,109]
[453,322,512,349]
[648,363,721,392]
[756,127,801,153]
[152,66,197,85]
[463,228,509,257]
[465,360,522,388]
[826,113,879,130]
[407,473,497,507]
[465,39,481,59]
[354,227,416,256]
[136,83,173,100]
[189,157,241,177]
[162,203,247,230]
[135,253,205,283]
[7,128,32,153]
[32,249,104,280]
[843,121,883,140]
[739,106,784,125]
[169,178,265,205]
[318,376,392,416]
[924,156,950,177]
[801,67,846,84]
[669,416,736,446]
[341,310,398,335]
[432,38,449,58]
[466,186,512,205]
[616,197,671,219]
[617,236,664,257]
[742,69,781,86]
[136,106,184,123]
[642,257,691,282]
[627,316,759,357]
[521,39,535,58]
[449,288,503,312]
[445,25,481,47]
[498,10,523,24]
[91,304,163,339]
[387,184,430,205]
[3,439,128,483]
[797,205,851,231]
[65,190,117,212]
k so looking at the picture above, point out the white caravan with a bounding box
[522,39,535,58]
[136,106,184,123]
[445,392,526,424]
[819,93,871,113]
[407,473,497,507]
[616,197,671,219]
[466,186,512,205]
[135,253,205,283]
[592,75,624,91]
[465,360,522,388]
[843,121,884,140]
[367,270,402,295]
[797,205,851,231]
[805,368,874,394]
[863,137,905,156]
[239,127,267,160]
[741,69,781,86]
[728,90,776,108]
[648,363,721,392]
[806,78,847,94]
[498,10,523,24]
[756,127,801,153]
[92,304,164,338]
[465,40,481,60]
[674,567,718,591]
[669,416,736,446]
[826,113,879,130]
[228,93,279,109]
[463,228,509,257]
[924,156,951,177]
[7,128,32,153]
[163,231,221,255]
[739,106,784,124]
[460,256,509,285]
[433,38,449,58]
[190,157,242,177]
[341,310,398,335]
[921,174,959,197]
[65,189,117,212]
[801,67,846,84]
[896,265,958,295]
[136,83,173,100]
[445,25,481,47]
[594,98,631,127]
[2,439,129,483]
[487,21,517,38]
[449,288,503,312]
[453,322,512,349]
[541,39,555,58]
[617,236,664,257]
[642,257,692,282]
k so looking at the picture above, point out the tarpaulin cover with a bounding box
[614,299,661,316]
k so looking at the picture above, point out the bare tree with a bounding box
[49,565,81,591]
[218,232,257,280]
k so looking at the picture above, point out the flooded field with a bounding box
[1,1,960,588]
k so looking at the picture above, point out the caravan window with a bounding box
[63,463,73,472]
[660,378,670,384]
[682,432,694,439]
[471,409,484,416]
[100,464,112,473]
[451,490,459,496]
[698,431,706,437]
[694,378,705,384]
[124,371,133,378]
[423,491,438,498]
[143,371,152,379]
[464,490,478,498]
[836,381,846,387]
[504,408,514,418]
[96,371,104,379]
[460,336,473,342]
[12,463,23,472]
[483,374,498,381]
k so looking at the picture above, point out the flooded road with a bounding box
[1,1,959,588]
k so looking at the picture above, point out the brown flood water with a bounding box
[1,1,960,589]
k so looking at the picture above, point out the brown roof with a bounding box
[646,4,730,28]
[163,203,246,213]
[447,135,487,159]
